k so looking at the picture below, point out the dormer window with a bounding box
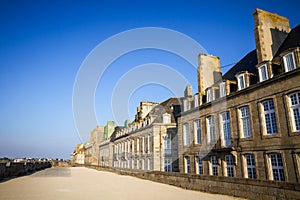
[237,74,245,90]
[163,113,171,124]
[258,64,268,82]
[194,94,199,107]
[219,82,226,98]
[206,88,212,102]
[183,99,188,111]
[283,52,296,72]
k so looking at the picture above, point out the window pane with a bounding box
[263,99,278,134]
[284,53,296,72]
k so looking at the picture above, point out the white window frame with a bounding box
[220,111,231,147]
[258,64,269,82]
[164,134,171,155]
[262,99,278,135]
[288,92,300,132]
[164,158,172,172]
[219,82,226,98]
[237,74,245,90]
[207,116,215,143]
[240,106,252,138]
[147,135,151,153]
[185,156,191,173]
[225,155,234,177]
[244,154,256,179]
[183,99,188,111]
[268,153,285,181]
[194,119,201,144]
[283,52,296,72]
[147,158,151,170]
[183,123,190,146]
[195,156,203,175]
[206,88,212,102]
[194,94,199,107]
[163,113,171,124]
[210,156,218,176]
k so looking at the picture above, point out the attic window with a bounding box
[163,113,171,124]
[219,82,226,98]
[194,94,199,107]
[258,64,269,82]
[237,74,246,90]
[283,52,296,72]
[206,88,212,102]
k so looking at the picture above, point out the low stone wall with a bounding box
[50,160,72,167]
[86,165,300,200]
[0,161,51,179]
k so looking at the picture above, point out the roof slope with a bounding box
[223,50,258,80]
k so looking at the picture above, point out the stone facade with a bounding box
[70,143,85,165]
[178,9,300,184]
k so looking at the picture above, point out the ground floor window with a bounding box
[211,156,218,176]
[225,155,234,177]
[195,156,203,175]
[147,158,151,170]
[269,153,285,181]
[185,156,191,173]
[164,158,172,172]
[244,154,256,179]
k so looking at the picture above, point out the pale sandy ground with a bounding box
[0,167,245,200]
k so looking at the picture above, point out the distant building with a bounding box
[84,126,104,165]
[71,143,85,165]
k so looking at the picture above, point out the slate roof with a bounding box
[222,50,258,81]
[274,24,300,57]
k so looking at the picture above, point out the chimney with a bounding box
[184,85,192,97]
[198,54,221,94]
[253,8,290,63]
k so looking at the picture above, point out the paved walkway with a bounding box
[0,167,243,200]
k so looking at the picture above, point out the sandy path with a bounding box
[0,167,243,200]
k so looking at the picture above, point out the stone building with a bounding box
[71,143,85,165]
[111,98,181,172]
[84,126,104,165]
[178,8,300,183]
[98,121,115,167]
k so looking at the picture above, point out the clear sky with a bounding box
[0,0,299,159]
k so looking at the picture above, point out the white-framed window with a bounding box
[240,106,252,138]
[183,99,188,111]
[132,159,135,169]
[262,99,278,134]
[147,135,151,153]
[194,119,201,144]
[207,116,215,143]
[211,156,218,176]
[196,156,203,175]
[194,94,199,107]
[136,138,140,154]
[164,158,172,172]
[288,92,300,132]
[258,64,269,82]
[220,111,231,147]
[237,74,245,90]
[142,137,145,153]
[225,155,234,177]
[163,113,171,124]
[283,52,296,72]
[183,123,190,146]
[269,153,285,181]
[244,154,256,179]
[219,82,226,97]
[206,88,212,102]
[147,158,151,170]
[164,134,171,155]
[184,156,191,173]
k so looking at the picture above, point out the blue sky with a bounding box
[0,0,299,159]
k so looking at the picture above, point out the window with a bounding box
[262,99,278,134]
[258,64,269,82]
[164,135,171,155]
[211,156,218,176]
[207,116,215,143]
[132,159,135,169]
[163,113,171,124]
[185,156,191,173]
[183,123,190,146]
[237,74,245,90]
[142,137,145,153]
[225,155,234,177]
[136,138,140,154]
[194,120,201,144]
[289,92,300,131]
[194,94,199,107]
[283,52,296,72]
[244,154,256,179]
[196,156,203,175]
[164,158,172,172]
[220,112,231,147]
[240,106,252,138]
[206,88,212,102]
[219,82,226,97]
[269,153,285,181]
[147,158,151,170]
[183,99,188,111]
